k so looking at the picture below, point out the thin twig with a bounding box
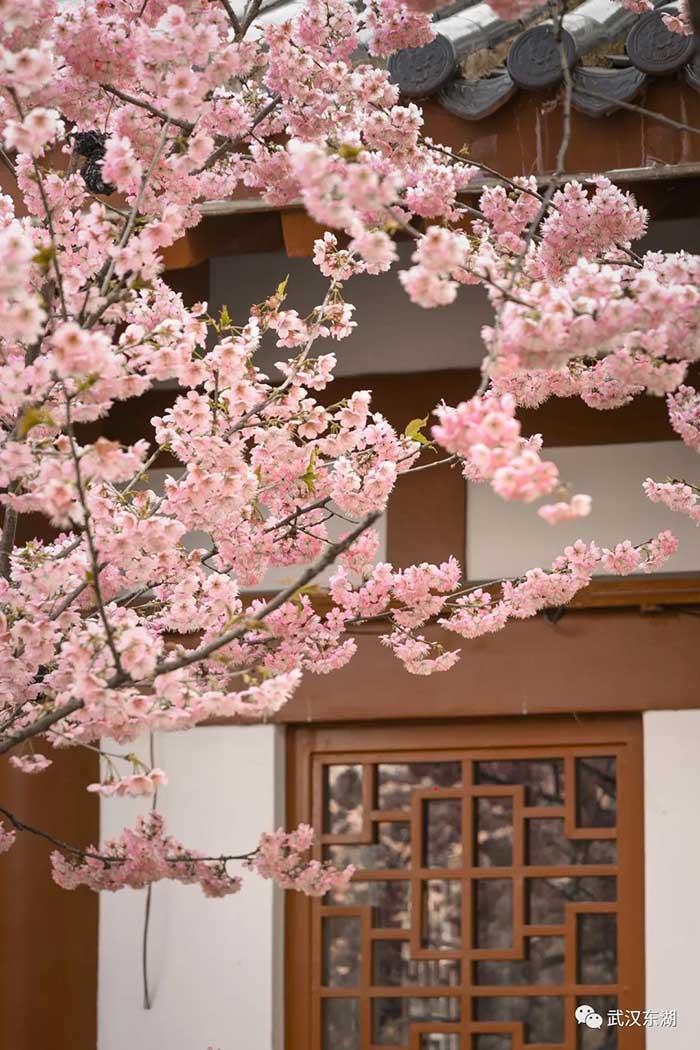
[102,84,194,132]
[574,89,700,136]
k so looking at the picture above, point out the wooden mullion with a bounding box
[462,758,473,1050]
[350,863,616,881]
[369,928,410,940]
[360,906,372,1048]
[470,984,619,997]
[409,788,423,961]
[370,809,410,822]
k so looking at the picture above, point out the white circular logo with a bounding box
[575,1004,604,1029]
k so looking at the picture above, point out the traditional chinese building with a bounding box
[2,1,700,1048]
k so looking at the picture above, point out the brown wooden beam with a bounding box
[162,210,285,271]
[0,745,98,1050]
[270,605,700,723]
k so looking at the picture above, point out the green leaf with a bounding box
[301,448,318,493]
[17,407,56,438]
[32,246,56,274]
[276,275,289,299]
[404,416,429,445]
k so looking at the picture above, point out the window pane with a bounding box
[473,1037,511,1050]
[527,819,616,865]
[475,936,565,986]
[324,765,363,835]
[527,877,616,925]
[475,760,564,806]
[322,997,359,1050]
[326,880,410,929]
[421,1036,460,1050]
[373,998,459,1045]
[377,762,462,809]
[325,822,410,870]
[578,914,617,984]
[322,917,360,988]
[475,797,513,867]
[425,799,462,868]
[423,880,462,949]
[373,941,460,987]
[576,757,617,828]
[474,996,564,1044]
[475,879,512,949]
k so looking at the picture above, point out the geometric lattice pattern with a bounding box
[310,744,636,1050]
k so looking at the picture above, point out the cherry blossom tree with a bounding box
[0,0,696,899]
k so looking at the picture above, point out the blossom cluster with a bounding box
[50,812,351,899]
[432,392,559,501]
[245,824,354,896]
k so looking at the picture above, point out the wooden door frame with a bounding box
[286,713,645,1050]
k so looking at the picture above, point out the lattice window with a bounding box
[288,720,644,1050]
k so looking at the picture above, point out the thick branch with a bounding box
[0,507,18,580]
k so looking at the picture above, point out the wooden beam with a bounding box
[265,604,700,723]
[162,210,285,271]
[280,210,327,258]
[0,744,98,1050]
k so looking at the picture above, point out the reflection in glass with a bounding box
[527,877,616,925]
[476,760,564,806]
[474,996,564,1044]
[475,936,564,986]
[322,916,360,987]
[325,822,411,870]
[421,1035,460,1050]
[322,997,360,1050]
[425,799,462,868]
[576,757,617,828]
[326,880,410,928]
[473,1037,512,1050]
[423,880,462,949]
[527,819,616,865]
[475,879,512,949]
[576,997,618,1049]
[578,914,617,984]
[377,762,462,809]
[373,997,459,1045]
[373,941,460,987]
[475,797,513,867]
[324,765,363,835]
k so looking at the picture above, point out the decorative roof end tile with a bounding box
[387,33,458,97]
[438,70,517,118]
[572,64,648,116]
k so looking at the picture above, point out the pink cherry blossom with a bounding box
[538,494,593,525]
[9,753,53,774]
[0,822,16,855]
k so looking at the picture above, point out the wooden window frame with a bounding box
[286,715,645,1050]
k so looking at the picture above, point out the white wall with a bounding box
[98,725,285,1050]
[644,710,700,1047]
[468,441,700,579]
[208,219,700,381]
[210,244,492,376]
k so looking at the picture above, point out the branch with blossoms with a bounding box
[0,806,351,899]
[0,0,699,905]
